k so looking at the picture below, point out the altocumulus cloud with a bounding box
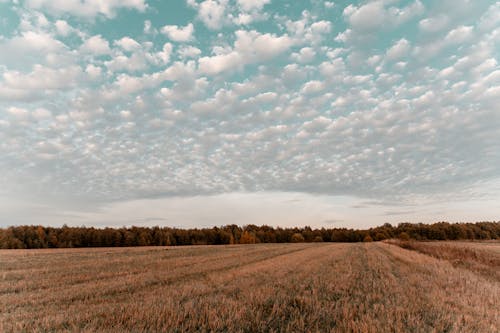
[0,0,499,227]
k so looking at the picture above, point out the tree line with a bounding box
[0,221,499,249]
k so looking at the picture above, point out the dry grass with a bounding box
[389,240,500,281]
[1,242,499,332]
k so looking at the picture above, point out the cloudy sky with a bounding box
[0,0,499,229]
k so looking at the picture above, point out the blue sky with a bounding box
[0,0,499,228]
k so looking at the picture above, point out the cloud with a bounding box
[114,37,141,52]
[105,53,148,72]
[32,108,52,119]
[324,2,335,9]
[188,0,228,30]
[419,15,449,33]
[0,0,499,227]
[189,0,271,29]
[54,20,73,36]
[285,13,332,45]
[340,0,424,43]
[413,25,476,60]
[178,45,202,59]
[291,47,316,63]
[237,0,270,12]
[6,107,29,119]
[3,65,82,92]
[198,52,242,75]
[25,0,147,18]
[479,2,500,31]
[301,80,324,94]
[343,2,386,32]
[444,25,474,44]
[198,30,294,75]
[386,39,411,61]
[161,23,195,42]
[235,30,293,59]
[80,35,111,55]
[0,31,67,68]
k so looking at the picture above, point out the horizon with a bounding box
[3,219,499,231]
[1,0,499,229]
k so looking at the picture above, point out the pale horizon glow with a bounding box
[0,0,499,228]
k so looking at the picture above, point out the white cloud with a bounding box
[114,37,141,52]
[291,47,316,63]
[161,23,195,42]
[80,35,111,55]
[479,3,500,31]
[2,65,82,90]
[54,20,72,36]
[198,52,242,75]
[301,80,324,94]
[152,43,174,65]
[388,0,424,26]
[198,30,294,75]
[343,2,386,31]
[341,0,424,41]
[236,30,293,59]
[105,53,148,72]
[325,2,334,9]
[191,0,228,30]
[178,45,202,59]
[413,25,477,60]
[419,15,449,33]
[85,64,102,79]
[32,108,52,119]
[286,14,332,45]
[386,39,411,61]
[0,31,66,66]
[1,0,499,226]
[25,0,147,18]
[144,20,155,34]
[6,107,29,119]
[444,25,474,44]
[237,0,270,12]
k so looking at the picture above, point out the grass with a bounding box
[1,242,499,332]
[389,240,500,281]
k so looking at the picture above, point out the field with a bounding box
[1,242,499,332]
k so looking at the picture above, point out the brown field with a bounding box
[1,242,499,332]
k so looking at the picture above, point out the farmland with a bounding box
[1,242,499,332]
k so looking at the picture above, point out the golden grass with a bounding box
[1,242,499,332]
[389,240,500,281]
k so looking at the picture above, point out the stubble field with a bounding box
[1,241,499,332]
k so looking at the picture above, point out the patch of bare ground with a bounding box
[0,242,498,332]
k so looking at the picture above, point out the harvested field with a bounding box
[1,242,499,332]
[390,240,500,281]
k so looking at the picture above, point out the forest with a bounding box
[0,221,499,249]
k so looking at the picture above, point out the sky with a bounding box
[0,0,499,229]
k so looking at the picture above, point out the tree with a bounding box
[313,236,323,242]
[399,232,410,241]
[239,231,256,244]
[291,233,305,243]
